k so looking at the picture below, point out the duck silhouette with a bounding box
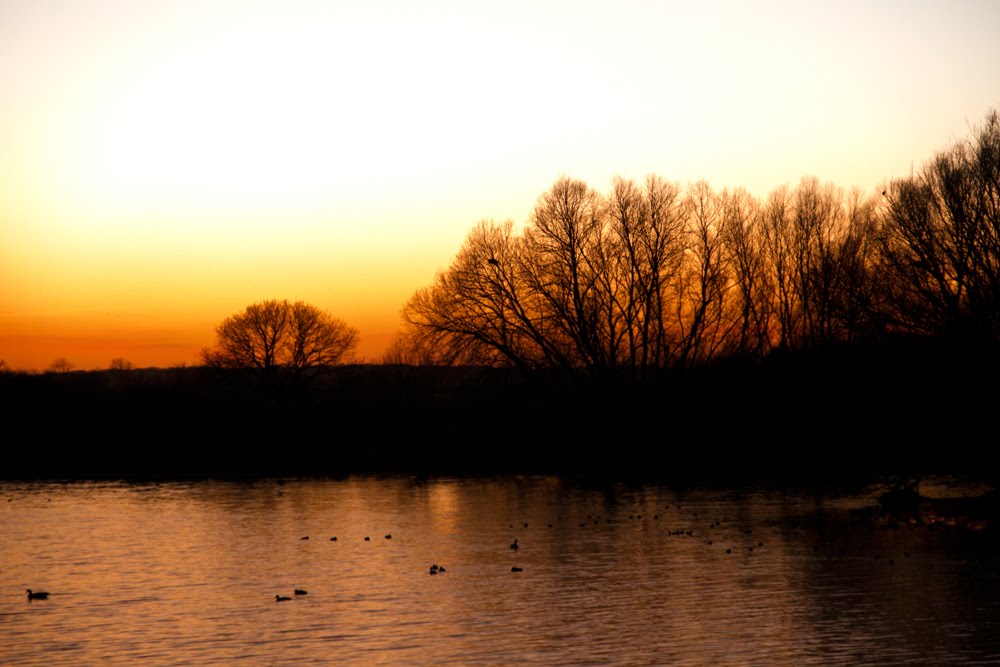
[294,589,308,596]
[26,589,49,600]
[510,539,519,550]
[275,595,292,602]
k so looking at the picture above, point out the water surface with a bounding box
[2,476,997,665]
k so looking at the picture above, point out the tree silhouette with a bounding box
[202,300,358,380]
[879,109,1000,343]
[396,108,999,378]
[46,357,76,373]
[109,357,134,371]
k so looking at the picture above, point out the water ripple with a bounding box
[1,477,997,665]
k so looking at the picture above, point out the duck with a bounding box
[510,539,519,550]
[275,595,292,602]
[294,589,308,596]
[26,589,49,600]
[511,566,523,573]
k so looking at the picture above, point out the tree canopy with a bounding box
[202,300,358,378]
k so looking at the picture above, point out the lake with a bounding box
[2,476,997,665]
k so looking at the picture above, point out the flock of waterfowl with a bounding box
[267,508,780,603]
[265,498,953,603]
[23,497,948,607]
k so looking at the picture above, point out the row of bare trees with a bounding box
[391,110,1000,377]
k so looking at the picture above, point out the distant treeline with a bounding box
[391,110,1000,381]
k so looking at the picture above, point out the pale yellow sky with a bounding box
[1,0,998,369]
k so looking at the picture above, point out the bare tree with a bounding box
[792,177,846,346]
[286,301,360,374]
[202,300,358,380]
[675,181,732,366]
[521,176,607,372]
[761,186,800,349]
[109,357,134,371]
[46,357,76,373]
[383,328,454,366]
[401,219,557,371]
[607,175,686,376]
[719,187,772,356]
[831,188,883,342]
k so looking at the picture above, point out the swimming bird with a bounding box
[511,566,523,573]
[26,589,49,600]
[510,538,519,550]
[294,589,308,596]
[275,595,292,602]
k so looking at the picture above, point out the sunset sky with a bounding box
[2,0,998,370]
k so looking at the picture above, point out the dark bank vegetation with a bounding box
[1,335,997,484]
[2,110,998,485]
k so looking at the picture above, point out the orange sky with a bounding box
[2,0,999,370]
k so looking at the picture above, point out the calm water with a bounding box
[2,476,998,666]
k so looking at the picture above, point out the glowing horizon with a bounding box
[2,0,998,370]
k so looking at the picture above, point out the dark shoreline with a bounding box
[3,336,998,486]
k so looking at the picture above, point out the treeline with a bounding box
[391,110,1000,379]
